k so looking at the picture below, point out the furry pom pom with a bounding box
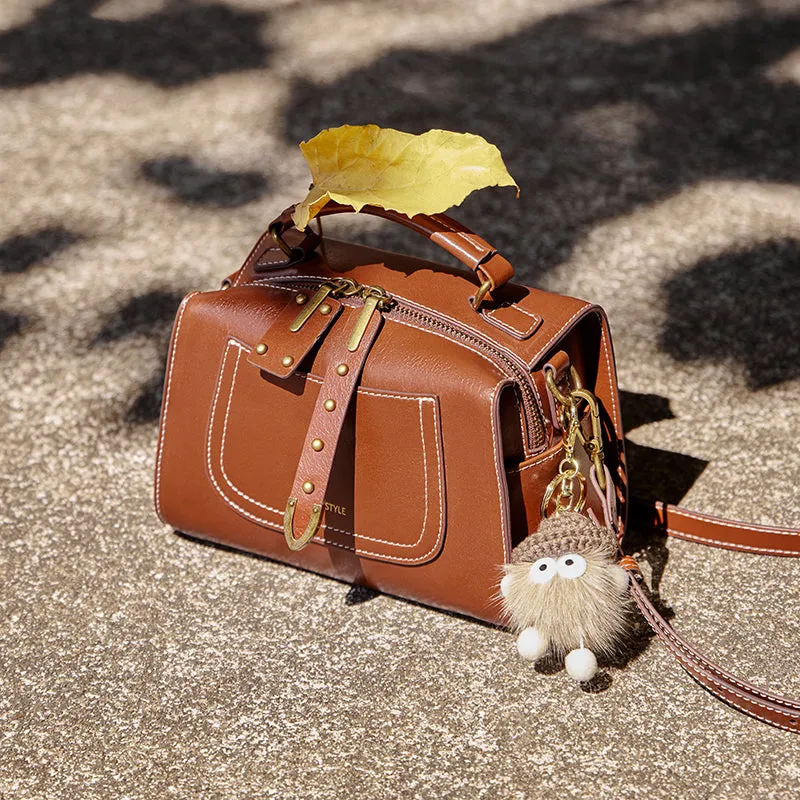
[500,512,631,659]
[516,627,548,661]
[565,647,598,682]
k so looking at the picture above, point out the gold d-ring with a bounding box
[269,223,297,260]
[283,497,323,551]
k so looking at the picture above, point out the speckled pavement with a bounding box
[1,1,799,798]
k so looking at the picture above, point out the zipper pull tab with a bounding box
[290,282,336,332]
[290,278,363,332]
[347,285,391,351]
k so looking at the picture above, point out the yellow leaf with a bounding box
[292,124,519,230]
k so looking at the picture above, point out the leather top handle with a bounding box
[268,202,515,308]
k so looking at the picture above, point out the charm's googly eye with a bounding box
[557,553,587,579]
[529,557,557,584]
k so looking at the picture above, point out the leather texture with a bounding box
[155,203,799,731]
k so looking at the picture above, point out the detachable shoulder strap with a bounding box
[631,499,800,556]
[626,499,800,731]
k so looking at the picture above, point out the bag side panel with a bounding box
[506,307,628,543]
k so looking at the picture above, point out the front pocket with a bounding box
[206,338,446,565]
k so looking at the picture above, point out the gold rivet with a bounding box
[255,343,267,355]
[281,355,294,367]
[311,438,324,452]
[295,293,308,305]
[302,481,315,494]
[336,363,349,376]
[288,498,296,507]
[323,399,336,412]
[319,303,332,315]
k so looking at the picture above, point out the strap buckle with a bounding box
[283,498,323,551]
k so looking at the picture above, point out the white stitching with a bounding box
[419,399,429,537]
[650,609,800,711]
[632,582,800,710]
[155,292,200,521]
[484,306,541,338]
[669,507,800,537]
[598,313,620,437]
[491,381,512,564]
[667,529,799,556]
[206,341,446,561]
[248,276,526,378]
[236,230,276,286]
[237,281,299,292]
[658,632,797,731]
[245,277,546,453]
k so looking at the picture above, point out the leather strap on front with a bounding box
[283,309,383,550]
[631,498,800,556]
[627,577,800,731]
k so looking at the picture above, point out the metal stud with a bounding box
[323,399,336,412]
[311,439,324,452]
[295,293,308,305]
[319,303,332,316]
[302,481,315,494]
[255,343,268,355]
[336,363,349,376]
[281,355,294,367]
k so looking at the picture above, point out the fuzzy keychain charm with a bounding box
[499,512,630,682]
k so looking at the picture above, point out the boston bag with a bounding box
[155,201,800,731]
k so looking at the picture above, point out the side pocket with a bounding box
[505,442,564,550]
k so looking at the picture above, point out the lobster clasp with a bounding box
[544,367,607,492]
[570,388,605,487]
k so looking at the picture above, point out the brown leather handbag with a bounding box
[155,202,800,731]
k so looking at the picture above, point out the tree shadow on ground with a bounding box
[91,289,185,423]
[618,389,707,592]
[0,227,82,274]
[141,156,269,208]
[0,0,270,88]
[0,311,29,353]
[91,289,184,345]
[284,2,800,280]
[661,239,800,388]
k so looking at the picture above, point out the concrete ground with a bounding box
[1,0,799,797]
